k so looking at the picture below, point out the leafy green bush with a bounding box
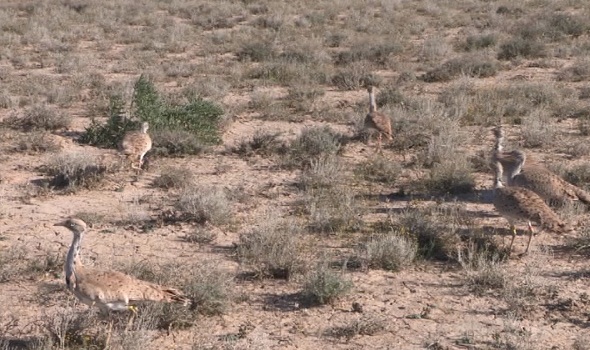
[81,75,223,154]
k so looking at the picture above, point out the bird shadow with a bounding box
[0,337,48,350]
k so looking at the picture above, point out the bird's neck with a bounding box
[369,91,377,113]
[493,162,505,190]
[65,232,82,289]
[494,133,504,153]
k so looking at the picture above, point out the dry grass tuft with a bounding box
[152,166,195,190]
[42,152,115,192]
[237,215,307,279]
[301,262,352,306]
[176,186,232,225]
[3,104,71,131]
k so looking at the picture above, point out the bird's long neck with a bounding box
[369,90,377,113]
[493,161,504,190]
[65,232,82,289]
[493,128,504,153]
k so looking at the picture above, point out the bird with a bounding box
[364,85,393,153]
[119,121,152,170]
[54,218,189,314]
[492,159,570,256]
[492,125,590,207]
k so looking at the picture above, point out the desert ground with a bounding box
[1,0,590,349]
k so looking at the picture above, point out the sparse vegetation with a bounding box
[42,152,115,192]
[176,186,232,225]
[3,104,71,131]
[1,0,589,348]
[301,263,352,306]
[236,216,306,279]
[360,230,417,271]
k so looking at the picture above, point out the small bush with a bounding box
[355,155,402,185]
[41,308,102,349]
[325,315,387,340]
[237,41,276,62]
[286,126,343,167]
[81,75,223,153]
[236,216,306,279]
[559,163,590,188]
[151,129,207,156]
[361,230,417,271]
[422,159,476,195]
[14,132,61,153]
[299,156,343,190]
[43,152,113,191]
[458,34,497,52]
[184,226,217,244]
[398,207,462,261]
[422,55,497,83]
[176,186,232,225]
[301,263,352,305]
[305,187,361,234]
[153,166,195,189]
[458,239,508,296]
[331,63,377,90]
[558,59,590,82]
[232,130,286,157]
[497,37,546,60]
[4,104,71,131]
[521,112,554,148]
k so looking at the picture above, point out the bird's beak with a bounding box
[54,221,67,227]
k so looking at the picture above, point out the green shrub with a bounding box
[81,75,223,153]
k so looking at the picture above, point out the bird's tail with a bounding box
[162,287,191,306]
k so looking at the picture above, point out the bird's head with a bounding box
[54,218,88,235]
[366,85,374,93]
[141,121,149,133]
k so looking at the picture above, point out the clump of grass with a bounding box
[43,152,114,192]
[325,315,387,340]
[334,41,403,66]
[360,229,417,271]
[299,155,344,190]
[458,237,509,296]
[286,126,343,167]
[558,59,590,82]
[355,155,402,185]
[422,159,476,195]
[151,129,207,157]
[457,33,497,52]
[232,130,286,157]
[0,245,27,283]
[236,216,306,279]
[398,207,463,261]
[331,63,377,90]
[184,226,217,245]
[176,186,232,225]
[14,132,61,153]
[3,104,71,131]
[521,111,555,148]
[422,55,497,82]
[305,187,361,234]
[41,308,103,349]
[497,37,546,60]
[153,166,195,189]
[237,40,276,62]
[301,263,352,306]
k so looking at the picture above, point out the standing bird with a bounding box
[119,121,152,170]
[364,86,393,153]
[54,218,189,314]
[492,125,590,207]
[492,160,570,256]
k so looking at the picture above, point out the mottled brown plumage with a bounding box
[492,160,569,255]
[55,218,189,313]
[119,121,152,169]
[364,86,392,153]
[492,125,590,207]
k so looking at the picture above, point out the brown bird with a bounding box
[364,85,393,153]
[119,121,152,170]
[492,159,570,256]
[492,125,590,207]
[54,218,189,314]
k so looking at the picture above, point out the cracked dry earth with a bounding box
[0,114,590,349]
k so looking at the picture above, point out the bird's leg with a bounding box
[377,133,383,154]
[523,221,535,255]
[507,224,517,256]
[126,305,137,332]
[105,317,113,349]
